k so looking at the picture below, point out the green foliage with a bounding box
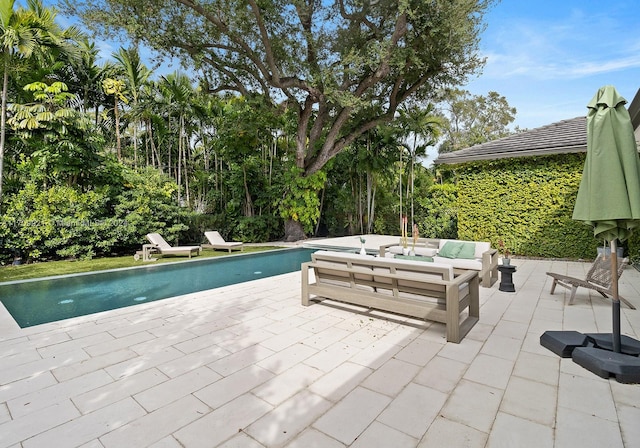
[0,182,114,260]
[112,167,193,245]
[416,183,458,239]
[234,215,283,243]
[438,89,517,154]
[277,167,327,234]
[453,154,598,259]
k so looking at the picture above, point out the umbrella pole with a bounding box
[611,239,621,353]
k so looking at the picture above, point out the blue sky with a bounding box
[465,1,640,130]
[47,0,640,131]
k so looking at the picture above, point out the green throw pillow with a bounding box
[457,242,477,259]
[438,241,464,258]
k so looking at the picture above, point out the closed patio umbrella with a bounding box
[572,85,640,353]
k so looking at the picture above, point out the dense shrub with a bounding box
[451,154,598,259]
[0,168,194,261]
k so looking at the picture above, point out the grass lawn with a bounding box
[0,246,284,283]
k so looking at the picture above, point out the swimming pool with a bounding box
[0,248,316,328]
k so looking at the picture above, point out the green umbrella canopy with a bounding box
[572,85,640,242]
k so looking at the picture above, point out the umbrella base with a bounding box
[540,330,640,384]
[572,347,640,384]
[585,333,640,356]
[540,331,589,358]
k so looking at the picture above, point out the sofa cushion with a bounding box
[438,241,465,258]
[433,256,482,271]
[457,242,477,259]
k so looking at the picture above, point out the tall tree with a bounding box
[112,46,151,168]
[437,89,517,154]
[66,0,493,240]
[0,0,81,204]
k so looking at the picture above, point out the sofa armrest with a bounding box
[481,248,499,287]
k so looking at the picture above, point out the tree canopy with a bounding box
[66,0,492,172]
[64,0,494,239]
[437,88,517,153]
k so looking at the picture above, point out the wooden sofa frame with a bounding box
[379,238,498,288]
[301,252,480,343]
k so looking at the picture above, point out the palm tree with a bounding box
[398,104,443,227]
[113,46,151,168]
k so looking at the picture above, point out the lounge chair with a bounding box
[145,233,201,258]
[546,254,635,309]
[203,231,243,253]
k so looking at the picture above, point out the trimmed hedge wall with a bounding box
[451,153,606,260]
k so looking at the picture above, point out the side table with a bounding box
[498,264,516,292]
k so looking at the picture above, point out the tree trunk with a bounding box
[0,57,9,207]
[284,219,306,242]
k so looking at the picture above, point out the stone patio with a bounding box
[1,256,639,447]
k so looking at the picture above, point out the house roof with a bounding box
[435,87,640,166]
[434,116,587,165]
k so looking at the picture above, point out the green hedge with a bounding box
[452,154,601,259]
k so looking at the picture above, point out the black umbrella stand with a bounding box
[541,241,640,383]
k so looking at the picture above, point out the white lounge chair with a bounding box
[145,233,201,258]
[203,231,243,253]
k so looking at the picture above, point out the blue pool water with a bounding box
[0,248,315,328]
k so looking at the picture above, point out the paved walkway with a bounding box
[1,257,639,447]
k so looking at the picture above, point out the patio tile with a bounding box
[148,436,184,448]
[361,358,421,397]
[480,334,523,361]
[245,390,332,446]
[252,363,324,406]
[0,370,58,403]
[393,337,443,367]
[8,370,114,418]
[555,405,624,448]
[0,348,89,385]
[207,344,276,377]
[22,398,145,448]
[512,350,559,386]
[73,368,169,414]
[256,341,318,374]
[413,355,468,394]
[287,428,345,448]
[0,401,80,447]
[416,416,487,448]
[377,382,447,438]
[486,412,553,448]
[440,379,503,433]
[437,337,482,363]
[2,255,639,447]
[308,362,372,402]
[557,372,617,421]
[500,376,557,426]
[194,364,274,409]
[259,327,314,352]
[85,331,156,357]
[312,386,391,445]
[52,349,138,382]
[101,395,211,448]
[173,394,271,447]
[463,354,514,390]
[105,347,184,380]
[216,433,266,448]
[303,341,361,372]
[617,404,640,448]
[351,421,418,448]
[133,366,221,412]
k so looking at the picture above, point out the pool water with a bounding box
[0,248,315,328]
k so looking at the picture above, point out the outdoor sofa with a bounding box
[301,250,479,343]
[379,238,499,288]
